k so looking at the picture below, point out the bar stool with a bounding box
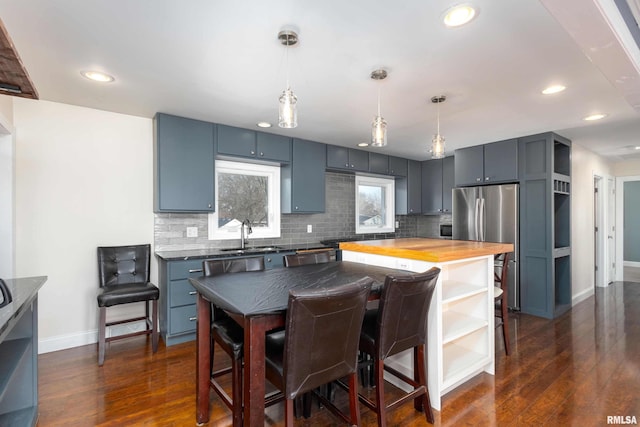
[494,252,511,355]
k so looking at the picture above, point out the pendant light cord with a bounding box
[377,85,381,117]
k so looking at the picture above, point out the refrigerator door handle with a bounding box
[479,197,486,241]
[474,198,480,240]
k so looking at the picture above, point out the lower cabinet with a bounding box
[158,252,295,346]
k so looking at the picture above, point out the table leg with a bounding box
[196,294,211,424]
[243,316,267,427]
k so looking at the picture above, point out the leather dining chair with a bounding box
[283,250,331,267]
[355,267,440,426]
[96,244,159,366]
[494,252,511,355]
[202,256,270,427]
[264,277,373,426]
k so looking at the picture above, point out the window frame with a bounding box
[355,174,395,234]
[208,160,281,240]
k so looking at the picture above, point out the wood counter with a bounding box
[339,237,513,262]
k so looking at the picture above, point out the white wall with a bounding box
[612,159,640,177]
[570,143,612,304]
[13,99,155,353]
[0,97,14,278]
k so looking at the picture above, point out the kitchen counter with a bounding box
[340,237,513,262]
[155,242,331,261]
[0,276,47,342]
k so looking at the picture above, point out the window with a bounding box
[355,175,395,234]
[208,160,280,240]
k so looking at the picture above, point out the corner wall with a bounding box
[13,99,155,353]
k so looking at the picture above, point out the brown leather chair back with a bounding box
[203,256,265,276]
[375,267,440,360]
[283,251,331,267]
[282,277,372,399]
[97,244,151,287]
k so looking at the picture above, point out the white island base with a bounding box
[342,249,495,411]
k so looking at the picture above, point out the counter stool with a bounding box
[495,252,511,355]
[283,250,331,267]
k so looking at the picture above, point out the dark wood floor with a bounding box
[37,282,640,426]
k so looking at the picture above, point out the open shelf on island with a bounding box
[442,280,487,303]
[442,329,489,388]
[443,311,487,344]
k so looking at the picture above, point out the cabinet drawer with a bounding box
[169,259,204,280]
[170,279,197,307]
[169,305,197,335]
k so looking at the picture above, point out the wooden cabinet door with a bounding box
[154,113,215,212]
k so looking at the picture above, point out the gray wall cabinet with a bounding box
[368,152,389,175]
[217,124,291,162]
[519,132,571,319]
[282,139,326,213]
[396,160,422,215]
[455,139,518,186]
[388,156,408,177]
[158,253,294,346]
[421,156,455,214]
[154,113,215,212]
[326,146,369,172]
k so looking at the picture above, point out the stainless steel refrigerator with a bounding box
[452,183,519,310]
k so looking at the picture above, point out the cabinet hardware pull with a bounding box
[485,177,490,181]
[189,291,196,295]
[260,152,264,156]
[189,317,197,321]
[188,269,203,273]
[250,150,255,155]
[476,178,481,182]
[266,258,271,262]
[208,203,212,208]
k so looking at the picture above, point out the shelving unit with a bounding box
[519,133,571,319]
[341,250,494,411]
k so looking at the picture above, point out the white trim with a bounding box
[355,174,395,234]
[572,286,594,306]
[208,160,281,240]
[39,329,98,354]
[615,175,640,281]
[624,261,640,268]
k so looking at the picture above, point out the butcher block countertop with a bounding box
[340,237,514,263]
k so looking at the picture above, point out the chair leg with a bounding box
[348,372,361,426]
[416,345,435,424]
[151,299,159,353]
[501,296,510,355]
[285,398,295,427]
[413,346,422,412]
[98,307,106,366]
[231,356,243,427]
[374,358,387,427]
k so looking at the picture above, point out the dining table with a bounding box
[188,260,407,426]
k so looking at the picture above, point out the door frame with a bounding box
[615,175,640,281]
[594,175,604,287]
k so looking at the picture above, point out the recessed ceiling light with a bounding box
[542,84,566,95]
[80,70,115,83]
[257,122,272,128]
[443,4,478,27]
[583,113,608,121]
[358,142,369,147]
[635,146,640,150]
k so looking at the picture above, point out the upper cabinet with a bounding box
[217,124,291,163]
[422,156,455,214]
[326,146,369,172]
[154,113,215,213]
[396,160,422,215]
[368,152,389,175]
[454,139,518,186]
[281,139,326,213]
[388,156,408,177]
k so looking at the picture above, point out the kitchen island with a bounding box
[340,238,513,411]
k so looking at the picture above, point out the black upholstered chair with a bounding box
[202,256,266,427]
[356,267,440,426]
[264,277,373,426]
[283,250,331,267]
[96,244,159,366]
[494,252,511,355]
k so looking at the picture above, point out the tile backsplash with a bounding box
[154,172,451,251]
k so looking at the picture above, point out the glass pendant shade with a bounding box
[278,88,297,128]
[371,115,387,147]
[431,134,445,159]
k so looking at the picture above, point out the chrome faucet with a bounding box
[240,219,252,249]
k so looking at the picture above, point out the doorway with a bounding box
[615,175,640,282]
[594,174,616,287]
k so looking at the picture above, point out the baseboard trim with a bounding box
[623,261,640,268]
[572,287,594,306]
[39,330,97,354]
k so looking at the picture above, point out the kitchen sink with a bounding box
[219,246,282,254]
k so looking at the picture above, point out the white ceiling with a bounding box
[0,0,639,161]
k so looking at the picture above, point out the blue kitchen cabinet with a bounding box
[326,146,369,172]
[454,139,518,186]
[388,156,408,177]
[421,156,455,214]
[154,113,215,212]
[396,160,422,214]
[217,124,291,162]
[282,139,326,213]
[368,152,389,174]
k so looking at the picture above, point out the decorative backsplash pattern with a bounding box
[154,172,450,251]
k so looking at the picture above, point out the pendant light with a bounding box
[278,30,298,128]
[370,69,388,147]
[430,95,446,159]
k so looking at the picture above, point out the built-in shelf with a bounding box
[0,406,37,426]
[0,338,31,396]
[442,328,489,388]
[442,280,486,303]
[443,311,487,344]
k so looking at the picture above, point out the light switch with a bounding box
[186,227,198,238]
